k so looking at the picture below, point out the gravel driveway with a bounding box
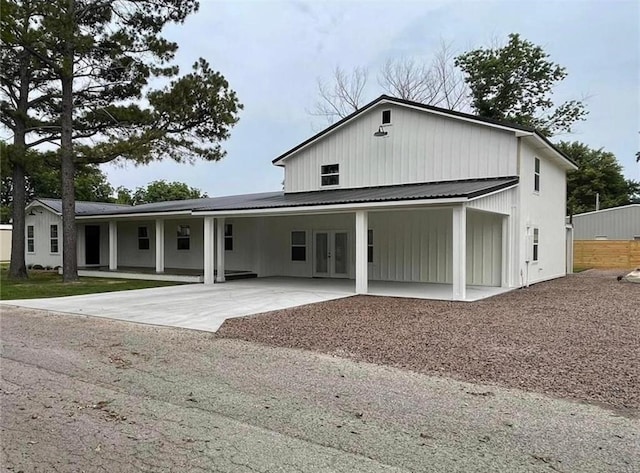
[218,270,640,411]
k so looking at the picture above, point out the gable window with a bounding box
[50,224,59,253]
[291,231,306,261]
[177,225,190,250]
[321,164,339,186]
[27,225,34,253]
[532,228,539,262]
[224,224,233,251]
[368,229,373,263]
[534,157,540,192]
[138,226,150,250]
[382,109,391,125]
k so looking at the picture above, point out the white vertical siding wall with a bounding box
[283,104,518,192]
[162,219,204,270]
[467,187,517,215]
[466,210,502,286]
[518,140,568,284]
[25,206,63,268]
[250,208,501,286]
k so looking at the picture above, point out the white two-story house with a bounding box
[25,95,577,300]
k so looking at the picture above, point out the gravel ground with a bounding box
[2,307,638,472]
[218,270,640,411]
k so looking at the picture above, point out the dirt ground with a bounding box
[219,270,640,410]
[1,306,638,472]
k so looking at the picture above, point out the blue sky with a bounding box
[105,0,640,196]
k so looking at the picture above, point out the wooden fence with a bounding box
[574,240,640,269]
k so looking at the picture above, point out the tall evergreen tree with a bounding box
[2,0,242,281]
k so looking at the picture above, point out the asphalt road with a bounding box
[1,306,637,472]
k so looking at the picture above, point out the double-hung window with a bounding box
[367,229,373,263]
[27,225,34,253]
[177,225,190,250]
[321,164,339,186]
[50,224,59,253]
[291,231,306,261]
[532,228,539,262]
[138,226,150,250]
[224,224,233,251]
[534,157,540,192]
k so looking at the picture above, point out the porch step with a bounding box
[225,272,258,281]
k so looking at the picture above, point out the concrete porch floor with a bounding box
[245,277,512,302]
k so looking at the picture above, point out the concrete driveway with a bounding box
[0,277,353,332]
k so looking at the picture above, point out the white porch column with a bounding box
[203,217,215,284]
[155,219,165,273]
[108,221,118,271]
[501,215,510,288]
[215,217,226,283]
[452,205,467,301]
[355,210,368,294]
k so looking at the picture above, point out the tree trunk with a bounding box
[60,0,77,282]
[8,47,31,280]
[9,162,28,280]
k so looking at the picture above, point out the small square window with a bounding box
[382,110,391,124]
[320,164,339,187]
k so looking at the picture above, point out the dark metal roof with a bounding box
[72,177,518,216]
[271,95,576,168]
[32,199,132,216]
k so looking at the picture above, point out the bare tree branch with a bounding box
[310,66,368,124]
[378,41,470,111]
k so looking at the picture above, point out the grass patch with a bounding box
[1,266,185,300]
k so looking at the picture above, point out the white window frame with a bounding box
[532,228,539,262]
[50,224,59,254]
[367,229,373,263]
[291,230,306,262]
[138,226,150,250]
[534,157,540,193]
[27,225,35,253]
[381,109,392,125]
[177,224,190,251]
[224,223,233,251]
[320,164,339,187]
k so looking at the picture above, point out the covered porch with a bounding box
[74,178,517,302]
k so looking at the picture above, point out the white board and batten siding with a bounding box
[283,104,518,193]
[518,140,568,284]
[25,205,63,268]
[242,208,502,287]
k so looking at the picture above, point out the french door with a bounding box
[313,231,349,278]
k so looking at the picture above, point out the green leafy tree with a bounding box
[455,33,587,136]
[1,146,115,223]
[558,141,640,214]
[4,0,242,281]
[127,180,207,205]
